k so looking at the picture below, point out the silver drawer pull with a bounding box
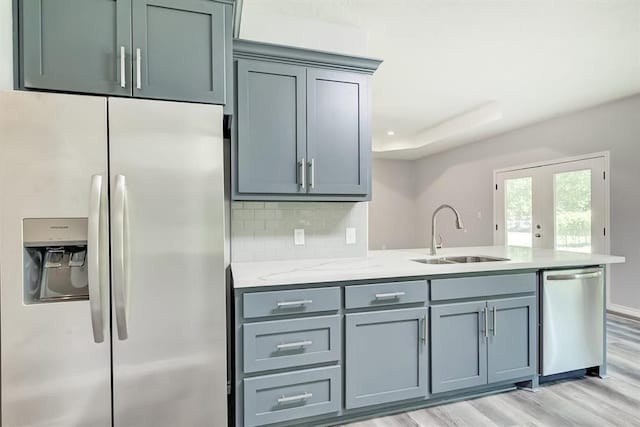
[277,392,312,404]
[375,291,405,299]
[547,271,602,281]
[276,340,312,350]
[276,299,312,307]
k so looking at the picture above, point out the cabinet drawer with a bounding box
[243,366,341,427]
[431,273,536,301]
[345,280,427,309]
[243,287,340,319]
[243,315,340,373]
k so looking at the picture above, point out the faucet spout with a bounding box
[431,204,465,255]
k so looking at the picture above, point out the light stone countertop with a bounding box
[231,246,626,289]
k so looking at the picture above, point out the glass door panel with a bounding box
[554,169,592,253]
[505,177,533,247]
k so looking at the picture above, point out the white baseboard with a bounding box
[608,303,640,320]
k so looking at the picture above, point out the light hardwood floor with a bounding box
[341,314,640,427]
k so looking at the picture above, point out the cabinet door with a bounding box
[236,60,307,194]
[306,69,370,195]
[431,301,488,394]
[21,0,131,95]
[345,308,428,409]
[131,0,227,103]
[487,296,536,383]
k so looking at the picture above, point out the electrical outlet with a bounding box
[294,229,305,246]
[346,227,357,245]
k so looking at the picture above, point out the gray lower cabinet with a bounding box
[431,301,488,394]
[306,69,370,195]
[18,0,230,103]
[20,0,131,96]
[243,315,340,373]
[487,296,537,383]
[431,297,537,394]
[236,60,307,194]
[243,366,341,427]
[131,0,228,103]
[345,307,428,409]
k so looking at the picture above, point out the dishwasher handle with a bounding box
[546,270,602,281]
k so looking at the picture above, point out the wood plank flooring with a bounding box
[341,314,640,427]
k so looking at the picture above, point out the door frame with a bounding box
[492,151,610,252]
[492,151,611,305]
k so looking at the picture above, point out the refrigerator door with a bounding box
[108,98,227,426]
[0,91,111,426]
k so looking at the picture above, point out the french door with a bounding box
[495,155,608,254]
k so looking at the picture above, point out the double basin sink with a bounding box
[413,255,510,265]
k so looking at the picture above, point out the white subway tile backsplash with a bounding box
[231,202,368,262]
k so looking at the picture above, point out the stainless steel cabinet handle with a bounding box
[277,299,312,307]
[277,392,312,404]
[135,48,142,90]
[309,158,315,189]
[276,340,312,350]
[547,271,602,281]
[299,157,306,190]
[113,175,129,340]
[375,291,406,299]
[88,175,105,343]
[484,307,489,338]
[421,315,427,344]
[120,46,126,88]
[492,306,497,336]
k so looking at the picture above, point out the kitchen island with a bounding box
[231,246,625,427]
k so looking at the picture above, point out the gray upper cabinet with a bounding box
[18,0,231,104]
[306,69,369,195]
[345,307,428,409]
[131,0,227,103]
[487,296,536,383]
[232,39,382,201]
[20,0,131,96]
[431,301,488,394]
[236,60,306,194]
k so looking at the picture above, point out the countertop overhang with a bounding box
[231,246,626,289]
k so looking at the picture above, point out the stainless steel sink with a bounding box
[413,255,510,265]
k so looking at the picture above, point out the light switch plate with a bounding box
[294,229,305,246]
[346,227,357,245]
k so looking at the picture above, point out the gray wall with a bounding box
[370,94,640,313]
[1,0,13,90]
[369,158,419,249]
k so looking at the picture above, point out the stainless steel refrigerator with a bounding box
[0,91,227,427]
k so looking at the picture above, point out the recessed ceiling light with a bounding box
[386,130,395,136]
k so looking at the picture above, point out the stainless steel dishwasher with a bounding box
[541,267,605,376]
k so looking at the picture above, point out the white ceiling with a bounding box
[240,0,640,159]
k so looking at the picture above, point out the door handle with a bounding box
[135,48,142,90]
[299,157,306,190]
[492,306,497,336]
[547,271,602,281]
[421,315,427,344]
[484,307,489,338]
[113,174,129,340]
[309,158,315,189]
[120,46,126,88]
[88,175,105,343]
